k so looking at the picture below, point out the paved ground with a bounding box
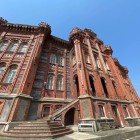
[54,126,140,140]
[0,126,140,140]
[127,135,140,140]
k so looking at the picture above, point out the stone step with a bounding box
[1,120,73,139]
[1,129,73,138]
[8,128,70,134]
[13,126,65,130]
[18,122,61,127]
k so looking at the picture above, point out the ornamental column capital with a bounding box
[69,27,83,42]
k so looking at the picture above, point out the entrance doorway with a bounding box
[64,108,75,126]
[89,76,96,96]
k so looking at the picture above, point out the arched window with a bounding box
[0,63,6,75]
[89,76,96,96]
[94,54,101,69]
[46,74,54,89]
[101,77,109,98]
[72,55,76,66]
[58,56,63,66]
[112,81,118,97]
[56,75,63,90]
[18,42,27,52]
[85,54,90,64]
[103,57,110,70]
[3,64,18,83]
[8,41,18,52]
[50,54,56,64]
[0,41,8,51]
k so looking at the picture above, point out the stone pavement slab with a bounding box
[55,126,140,140]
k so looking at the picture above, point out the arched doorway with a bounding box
[101,78,109,98]
[89,76,96,96]
[64,108,75,126]
[74,75,79,97]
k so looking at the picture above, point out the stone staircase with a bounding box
[52,99,79,120]
[0,120,73,139]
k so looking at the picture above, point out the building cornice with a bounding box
[78,94,133,104]
[0,17,51,35]
[50,35,72,48]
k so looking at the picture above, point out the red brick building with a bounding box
[0,17,139,132]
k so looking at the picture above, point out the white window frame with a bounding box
[50,54,56,64]
[72,55,76,66]
[8,42,18,52]
[18,43,27,53]
[58,56,64,66]
[0,63,6,75]
[98,104,107,119]
[56,75,63,90]
[46,74,54,90]
[85,54,90,64]
[4,65,17,83]
[94,54,101,69]
[0,41,8,51]
[123,106,131,118]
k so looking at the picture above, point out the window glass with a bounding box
[46,74,54,89]
[58,56,63,66]
[98,105,105,117]
[56,75,63,90]
[94,54,101,69]
[50,54,56,64]
[19,43,27,52]
[4,65,17,83]
[123,107,129,118]
[8,41,18,52]
[0,41,8,51]
[0,63,6,75]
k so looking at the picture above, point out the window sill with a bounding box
[0,82,12,85]
[49,63,56,66]
[46,89,54,91]
[58,65,64,68]
[16,52,25,54]
[6,51,14,54]
[56,90,64,92]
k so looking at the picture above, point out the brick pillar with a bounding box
[70,28,95,120]
[86,35,104,97]
[107,55,126,99]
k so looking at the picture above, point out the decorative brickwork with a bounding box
[0,17,139,133]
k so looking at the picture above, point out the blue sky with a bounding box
[1,0,140,96]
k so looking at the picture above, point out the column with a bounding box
[95,43,107,72]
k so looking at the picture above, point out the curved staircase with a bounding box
[0,120,73,139]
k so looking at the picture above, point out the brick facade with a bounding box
[0,17,139,131]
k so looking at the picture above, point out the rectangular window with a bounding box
[85,54,90,64]
[98,105,105,118]
[42,106,50,117]
[123,106,129,118]
[111,105,118,117]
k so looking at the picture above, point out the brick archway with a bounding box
[64,108,75,126]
